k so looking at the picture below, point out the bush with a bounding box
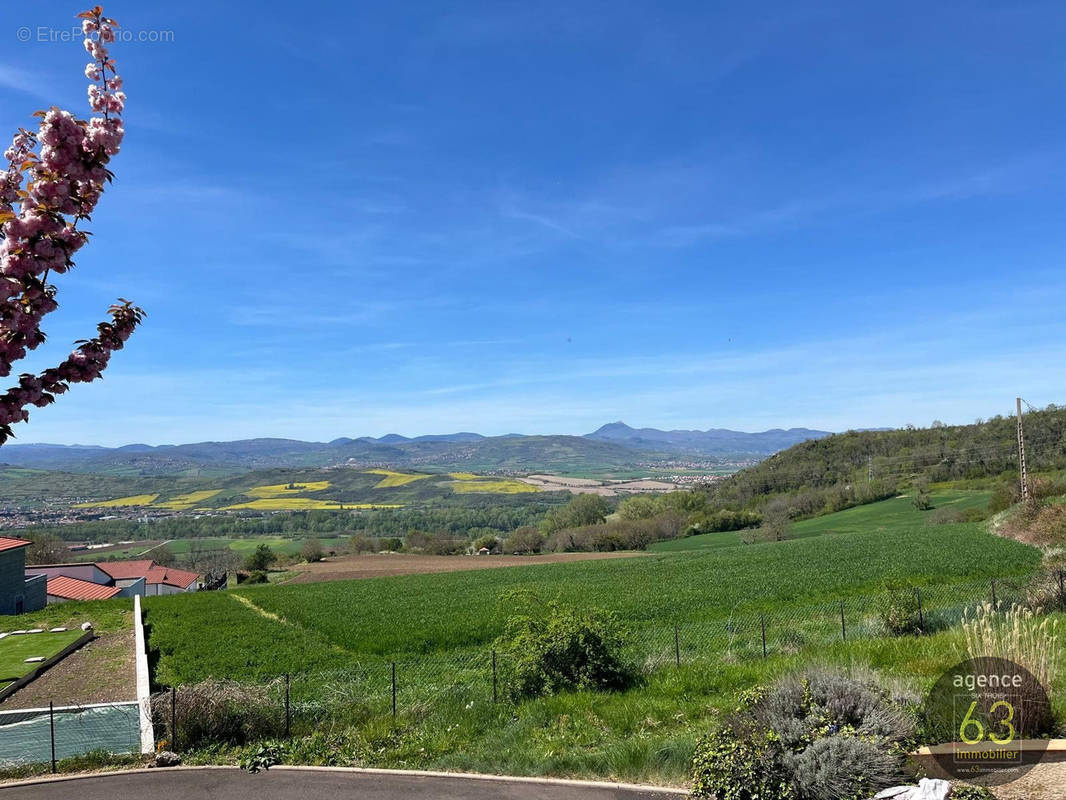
[691,669,913,800]
[694,509,762,533]
[785,736,900,800]
[690,728,795,800]
[504,526,545,554]
[951,787,996,800]
[877,584,922,635]
[245,544,277,572]
[301,538,324,563]
[495,596,637,700]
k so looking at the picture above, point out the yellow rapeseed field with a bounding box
[154,490,222,510]
[448,472,480,480]
[74,493,160,508]
[245,481,331,498]
[450,479,540,494]
[366,469,432,488]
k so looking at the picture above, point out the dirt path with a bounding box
[283,551,647,584]
[0,630,136,709]
[231,593,286,623]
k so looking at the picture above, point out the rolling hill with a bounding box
[0,424,832,476]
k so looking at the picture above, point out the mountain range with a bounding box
[0,423,833,476]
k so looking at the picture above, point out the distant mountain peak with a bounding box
[584,422,833,456]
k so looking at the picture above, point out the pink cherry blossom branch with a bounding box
[0,6,142,445]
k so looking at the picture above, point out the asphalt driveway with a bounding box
[2,766,688,800]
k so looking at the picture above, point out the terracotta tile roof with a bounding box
[94,559,155,580]
[0,537,31,554]
[148,565,199,589]
[96,559,199,589]
[46,575,121,601]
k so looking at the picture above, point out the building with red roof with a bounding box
[96,560,200,595]
[45,575,121,603]
[1,536,46,615]
[23,557,200,606]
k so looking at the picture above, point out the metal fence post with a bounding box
[991,578,998,608]
[673,624,680,667]
[839,600,846,642]
[916,587,924,632]
[170,686,177,752]
[1058,570,1065,608]
[761,615,767,658]
[391,662,397,718]
[491,650,497,704]
[49,701,56,774]
[284,673,291,738]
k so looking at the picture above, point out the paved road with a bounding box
[3,767,687,800]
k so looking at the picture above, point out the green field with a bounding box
[143,491,1038,683]
[0,629,84,684]
[650,489,992,552]
[132,490,1061,785]
[32,490,1058,785]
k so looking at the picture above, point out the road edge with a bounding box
[0,764,690,794]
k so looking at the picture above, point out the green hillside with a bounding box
[656,489,992,552]
[710,405,1066,509]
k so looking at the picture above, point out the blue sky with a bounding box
[2,1,1065,445]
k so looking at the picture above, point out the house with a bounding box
[0,537,46,616]
[95,560,200,595]
[23,558,198,604]
[45,575,121,604]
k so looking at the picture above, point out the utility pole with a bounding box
[1016,397,1030,504]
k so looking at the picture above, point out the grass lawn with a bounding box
[2,599,132,639]
[0,630,84,682]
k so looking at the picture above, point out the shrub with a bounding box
[690,728,795,800]
[785,736,900,800]
[877,584,922,635]
[494,596,636,700]
[504,526,544,554]
[693,509,762,533]
[691,669,913,800]
[301,538,324,563]
[951,787,997,800]
[246,544,277,572]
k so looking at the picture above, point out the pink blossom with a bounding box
[0,6,142,444]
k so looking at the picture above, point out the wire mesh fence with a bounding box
[0,701,140,768]
[148,568,1065,754]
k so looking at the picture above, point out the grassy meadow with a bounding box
[22,489,1065,785]
[138,490,1065,785]
[651,489,992,551]
[143,490,1039,683]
